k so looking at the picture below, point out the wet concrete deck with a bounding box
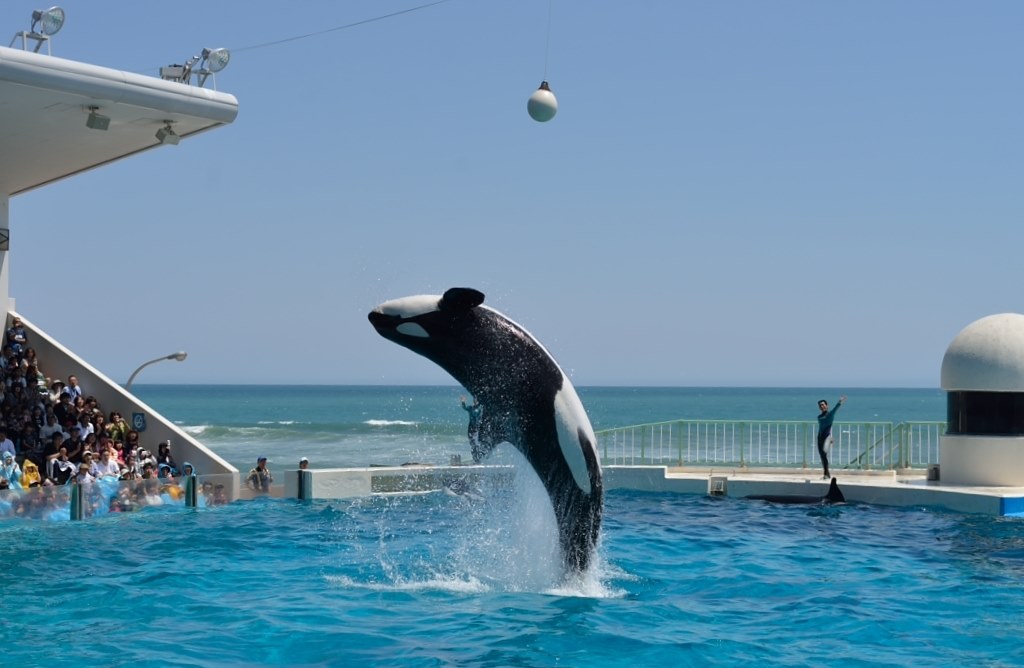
[605,466,1024,516]
[279,464,1024,516]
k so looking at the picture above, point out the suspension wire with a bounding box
[543,0,554,80]
[231,0,454,54]
[136,0,455,74]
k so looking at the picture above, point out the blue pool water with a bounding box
[5,386,1019,666]
[3,484,1023,666]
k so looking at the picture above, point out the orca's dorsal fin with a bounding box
[825,477,845,504]
[441,288,485,311]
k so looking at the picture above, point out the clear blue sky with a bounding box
[5,1,1022,387]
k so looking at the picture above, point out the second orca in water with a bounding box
[746,477,846,505]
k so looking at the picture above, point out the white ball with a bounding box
[527,84,558,123]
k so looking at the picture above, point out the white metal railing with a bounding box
[596,419,945,470]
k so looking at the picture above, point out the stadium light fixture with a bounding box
[9,6,65,54]
[160,47,230,89]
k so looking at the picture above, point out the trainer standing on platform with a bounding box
[816,395,846,480]
[460,395,483,463]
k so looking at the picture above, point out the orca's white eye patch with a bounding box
[378,295,441,318]
[397,322,430,338]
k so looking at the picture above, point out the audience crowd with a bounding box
[0,318,229,518]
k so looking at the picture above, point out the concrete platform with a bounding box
[604,465,1024,516]
[275,463,1024,517]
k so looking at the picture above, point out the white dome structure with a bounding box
[941,313,1024,391]
[940,313,1024,487]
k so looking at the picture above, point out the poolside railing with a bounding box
[596,420,945,471]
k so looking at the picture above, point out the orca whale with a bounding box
[745,477,846,505]
[368,287,603,573]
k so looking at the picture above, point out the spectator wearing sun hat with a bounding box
[245,456,273,493]
[299,457,309,470]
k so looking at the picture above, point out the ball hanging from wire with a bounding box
[527,81,558,123]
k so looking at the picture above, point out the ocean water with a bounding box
[127,385,947,473]
[7,385,1020,668]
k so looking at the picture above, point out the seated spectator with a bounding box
[53,393,74,426]
[107,412,129,442]
[63,427,84,463]
[17,424,43,466]
[119,456,139,481]
[245,456,273,493]
[141,479,163,505]
[5,365,26,390]
[137,448,157,472]
[26,365,46,396]
[30,405,43,428]
[65,375,83,401]
[73,464,94,485]
[212,484,228,505]
[92,413,106,437]
[110,440,126,465]
[83,396,100,417]
[82,432,100,457]
[79,452,99,478]
[43,431,65,466]
[0,452,22,488]
[20,459,41,488]
[0,346,16,372]
[157,442,178,474]
[76,413,94,439]
[0,429,14,461]
[20,346,40,372]
[161,479,184,502]
[5,317,27,355]
[181,462,195,478]
[124,430,141,454]
[200,480,214,506]
[39,414,62,442]
[47,380,65,404]
[49,449,75,485]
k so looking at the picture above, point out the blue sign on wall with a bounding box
[132,412,147,432]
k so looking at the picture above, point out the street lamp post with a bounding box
[125,351,188,390]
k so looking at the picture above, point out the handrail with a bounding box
[596,419,946,470]
[847,423,898,469]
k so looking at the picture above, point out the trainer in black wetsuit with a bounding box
[460,395,483,463]
[816,396,846,479]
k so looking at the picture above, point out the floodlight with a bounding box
[9,5,65,53]
[31,6,65,36]
[155,122,179,145]
[201,48,230,73]
[85,106,109,131]
[160,48,230,88]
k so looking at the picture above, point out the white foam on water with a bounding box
[364,419,419,427]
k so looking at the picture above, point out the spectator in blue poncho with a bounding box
[0,452,22,489]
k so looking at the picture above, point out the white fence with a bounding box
[596,420,945,470]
